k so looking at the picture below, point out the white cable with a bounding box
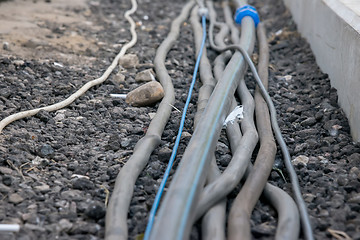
[0,0,138,133]
[0,224,20,232]
[109,94,127,99]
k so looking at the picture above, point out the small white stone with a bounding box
[53,62,63,68]
[181,131,192,138]
[0,167,12,175]
[148,113,156,119]
[292,155,309,166]
[13,60,25,66]
[3,42,10,50]
[54,113,66,122]
[71,174,90,179]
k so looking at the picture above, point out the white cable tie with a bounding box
[223,105,244,128]
[150,72,156,81]
[53,62,63,68]
[0,224,20,232]
[110,94,127,99]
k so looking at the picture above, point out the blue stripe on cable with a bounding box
[143,14,207,240]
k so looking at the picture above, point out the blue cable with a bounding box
[143,14,207,240]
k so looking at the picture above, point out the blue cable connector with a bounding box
[234,5,260,27]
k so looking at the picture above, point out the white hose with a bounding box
[0,0,138,133]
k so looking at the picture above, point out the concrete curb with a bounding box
[283,0,360,142]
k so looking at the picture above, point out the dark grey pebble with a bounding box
[348,153,360,165]
[38,143,54,157]
[85,202,106,220]
[35,110,53,123]
[72,178,95,190]
[158,147,172,162]
[2,175,13,186]
[301,117,317,126]
[61,190,84,201]
[120,138,131,148]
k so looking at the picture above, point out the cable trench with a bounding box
[105,1,195,240]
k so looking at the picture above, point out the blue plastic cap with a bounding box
[234,5,260,27]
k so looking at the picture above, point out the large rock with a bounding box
[126,81,164,107]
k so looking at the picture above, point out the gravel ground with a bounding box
[0,0,359,240]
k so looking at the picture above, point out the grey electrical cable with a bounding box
[224,99,300,240]
[148,0,256,238]
[194,75,257,223]
[193,0,259,221]
[211,8,232,82]
[223,0,240,45]
[191,7,216,126]
[196,0,205,9]
[190,6,226,240]
[201,159,227,240]
[228,21,277,240]
[208,21,314,240]
[228,22,299,240]
[263,181,300,240]
[208,2,300,239]
[104,1,195,240]
[225,105,300,240]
